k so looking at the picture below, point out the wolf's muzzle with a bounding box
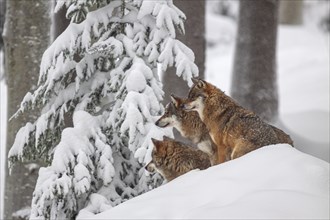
[145,162,155,173]
[182,103,194,111]
[155,119,169,127]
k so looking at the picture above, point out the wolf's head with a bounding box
[145,137,173,178]
[156,95,211,143]
[181,78,213,117]
[155,95,190,128]
[183,78,237,116]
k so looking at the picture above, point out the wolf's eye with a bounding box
[198,94,206,99]
[190,92,203,99]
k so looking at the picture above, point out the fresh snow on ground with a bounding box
[89,144,329,219]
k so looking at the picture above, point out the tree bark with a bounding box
[162,0,206,104]
[0,0,6,80]
[3,0,50,219]
[161,0,205,143]
[51,1,70,42]
[231,0,279,123]
[51,1,73,128]
[0,0,5,50]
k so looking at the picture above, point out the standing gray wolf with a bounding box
[155,95,218,165]
[182,78,294,163]
[145,137,211,181]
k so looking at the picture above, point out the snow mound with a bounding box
[89,144,329,219]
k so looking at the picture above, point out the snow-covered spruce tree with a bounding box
[8,0,198,219]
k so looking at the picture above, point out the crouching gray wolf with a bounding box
[145,137,211,181]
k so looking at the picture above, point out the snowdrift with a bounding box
[83,144,329,219]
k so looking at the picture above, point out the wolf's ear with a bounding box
[163,136,172,141]
[151,138,161,151]
[191,77,199,85]
[191,78,206,89]
[151,138,160,145]
[170,94,180,108]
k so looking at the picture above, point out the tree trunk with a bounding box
[51,1,70,42]
[51,1,73,128]
[0,0,6,80]
[231,0,279,123]
[162,0,206,104]
[279,0,303,25]
[3,0,50,219]
[0,0,5,50]
[162,0,205,143]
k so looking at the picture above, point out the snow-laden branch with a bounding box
[31,111,114,219]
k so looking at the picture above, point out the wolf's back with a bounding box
[168,143,211,176]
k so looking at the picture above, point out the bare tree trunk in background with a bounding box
[279,0,303,25]
[162,0,205,104]
[51,1,73,128]
[3,0,50,219]
[231,0,279,123]
[162,0,205,143]
[51,1,70,42]
[0,0,6,80]
[0,0,5,50]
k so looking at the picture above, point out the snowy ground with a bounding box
[89,144,329,219]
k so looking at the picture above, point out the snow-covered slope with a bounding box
[84,144,329,219]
